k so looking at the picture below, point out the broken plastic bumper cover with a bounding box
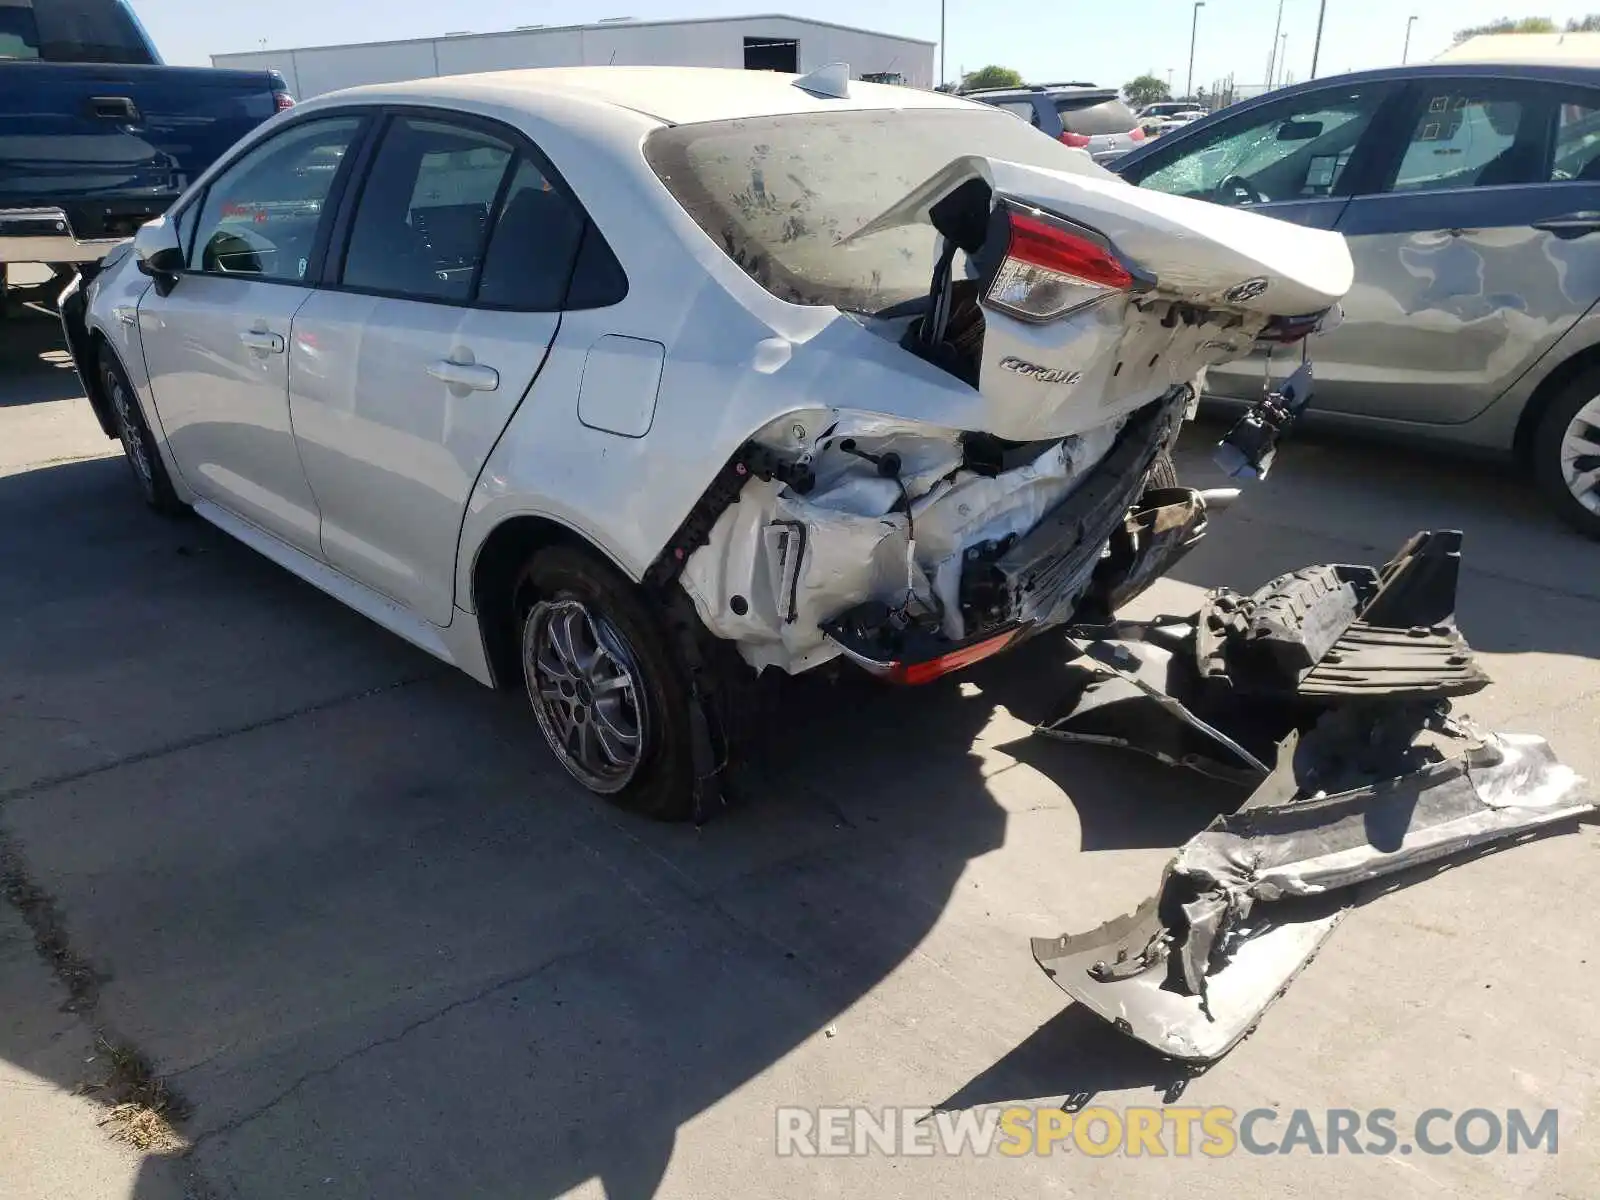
[1031,530,1595,1062]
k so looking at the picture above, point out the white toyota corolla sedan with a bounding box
[61,66,1352,819]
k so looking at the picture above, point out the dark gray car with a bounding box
[968,83,1148,165]
[1111,61,1600,537]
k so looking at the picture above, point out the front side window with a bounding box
[1135,88,1385,205]
[1389,86,1542,192]
[341,117,515,303]
[189,117,361,282]
[644,107,1105,313]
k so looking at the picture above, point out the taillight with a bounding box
[985,209,1134,322]
[1059,130,1091,148]
[1129,125,1146,141]
[274,91,296,112]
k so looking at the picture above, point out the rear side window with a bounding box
[1056,96,1138,136]
[1,0,156,64]
[342,117,515,303]
[1554,95,1600,181]
[991,100,1040,127]
[474,158,585,309]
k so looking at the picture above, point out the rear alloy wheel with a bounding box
[1532,377,1600,539]
[101,349,183,514]
[517,546,697,819]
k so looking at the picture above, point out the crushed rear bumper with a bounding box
[1031,530,1595,1062]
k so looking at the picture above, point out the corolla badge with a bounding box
[999,356,1082,386]
[1223,277,1270,303]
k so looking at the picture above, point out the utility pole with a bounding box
[1266,0,1286,87]
[1186,1,1205,99]
[1310,0,1327,78]
[1402,14,1417,64]
[939,0,946,87]
[1278,33,1288,86]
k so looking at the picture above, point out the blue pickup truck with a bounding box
[1,0,288,292]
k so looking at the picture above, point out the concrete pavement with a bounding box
[1,302,1596,1199]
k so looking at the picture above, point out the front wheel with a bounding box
[516,546,698,820]
[1531,372,1600,539]
[101,349,184,514]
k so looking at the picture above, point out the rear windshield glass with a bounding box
[0,0,156,64]
[1056,97,1138,136]
[644,107,1105,313]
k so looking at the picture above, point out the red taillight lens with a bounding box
[1129,125,1146,141]
[274,91,296,112]
[1059,130,1091,148]
[886,630,1018,686]
[986,210,1134,323]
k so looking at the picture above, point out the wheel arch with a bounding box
[1513,341,1600,467]
[469,513,641,689]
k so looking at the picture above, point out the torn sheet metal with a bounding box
[1034,729,1593,1062]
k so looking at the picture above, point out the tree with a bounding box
[1567,14,1600,30]
[1454,16,1558,42]
[961,65,1024,91]
[1124,74,1171,108]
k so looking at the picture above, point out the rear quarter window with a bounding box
[1057,97,1138,136]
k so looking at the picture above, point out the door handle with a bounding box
[1533,212,1600,240]
[427,358,500,392]
[87,95,140,121]
[238,329,285,354]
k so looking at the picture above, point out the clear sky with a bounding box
[134,0,1600,91]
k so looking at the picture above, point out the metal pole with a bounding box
[1278,34,1289,86]
[1402,14,1417,64]
[1266,0,1286,87]
[940,0,946,86]
[1186,1,1205,99]
[1310,0,1327,78]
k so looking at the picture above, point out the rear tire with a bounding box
[1146,448,1179,491]
[101,349,184,515]
[1531,371,1600,539]
[516,546,697,821]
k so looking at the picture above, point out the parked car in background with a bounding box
[61,67,1351,818]
[1137,102,1208,135]
[1112,60,1600,537]
[968,83,1147,164]
[0,0,291,300]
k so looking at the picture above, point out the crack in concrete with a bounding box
[186,913,673,1150]
[0,673,441,806]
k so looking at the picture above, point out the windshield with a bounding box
[644,107,1106,313]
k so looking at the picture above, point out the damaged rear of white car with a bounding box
[642,116,1352,693]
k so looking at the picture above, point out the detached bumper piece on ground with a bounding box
[1032,530,1595,1063]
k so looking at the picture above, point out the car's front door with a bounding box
[288,113,586,626]
[1319,77,1600,423]
[138,115,366,552]
[1119,81,1403,406]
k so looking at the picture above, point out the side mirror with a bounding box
[133,217,184,294]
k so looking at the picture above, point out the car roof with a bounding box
[1255,59,1600,92]
[327,65,981,126]
[967,83,1109,98]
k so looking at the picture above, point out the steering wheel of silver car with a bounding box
[1562,393,1600,516]
[522,597,647,793]
[107,366,154,494]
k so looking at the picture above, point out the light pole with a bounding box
[1278,33,1289,86]
[1265,0,1287,87]
[1186,1,1205,100]
[1310,0,1327,78]
[939,0,946,87]
[1402,14,1417,64]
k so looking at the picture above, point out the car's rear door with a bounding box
[1118,79,1404,405]
[1321,74,1600,423]
[288,111,585,626]
[137,114,366,553]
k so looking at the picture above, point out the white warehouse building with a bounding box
[212,14,936,99]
